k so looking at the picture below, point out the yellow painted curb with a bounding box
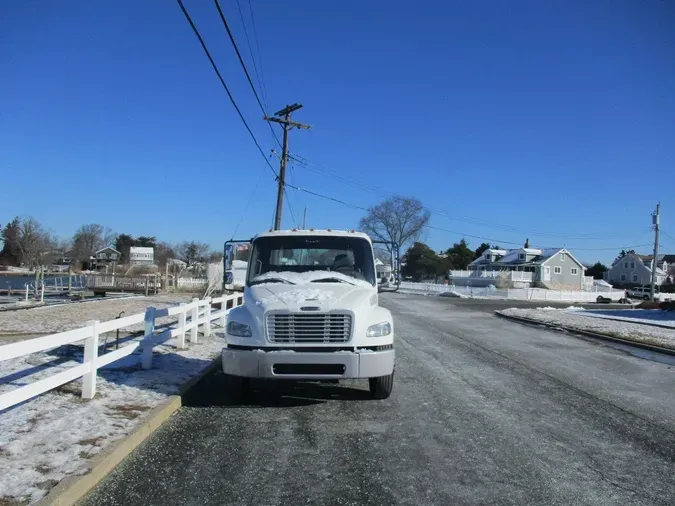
[36,356,221,506]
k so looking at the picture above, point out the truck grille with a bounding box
[266,313,353,343]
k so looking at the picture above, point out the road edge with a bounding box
[494,311,675,356]
[36,356,222,506]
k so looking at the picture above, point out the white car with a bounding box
[627,286,661,301]
[222,229,396,400]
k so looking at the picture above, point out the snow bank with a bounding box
[499,308,675,349]
[566,309,675,329]
[0,325,225,504]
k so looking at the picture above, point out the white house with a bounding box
[462,246,586,290]
[129,246,154,266]
[604,253,667,286]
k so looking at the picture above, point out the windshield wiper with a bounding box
[249,277,295,286]
[310,277,357,285]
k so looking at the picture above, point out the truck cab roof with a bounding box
[252,229,373,242]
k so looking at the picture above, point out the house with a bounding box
[660,254,675,284]
[467,247,586,290]
[92,247,120,270]
[605,252,668,286]
[129,246,154,266]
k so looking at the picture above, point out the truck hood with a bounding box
[247,282,374,314]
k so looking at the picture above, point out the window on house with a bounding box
[630,262,635,269]
[632,274,638,282]
[624,262,628,268]
[561,253,566,262]
[519,254,525,260]
[620,274,627,281]
[571,268,578,275]
[554,266,562,274]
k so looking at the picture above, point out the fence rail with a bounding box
[399,282,625,302]
[448,270,534,281]
[0,293,243,412]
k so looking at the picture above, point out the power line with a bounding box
[284,187,298,227]
[290,153,653,241]
[230,166,267,239]
[213,0,281,148]
[176,0,278,179]
[277,180,652,252]
[246,0,269,107]
[235,0,267,107]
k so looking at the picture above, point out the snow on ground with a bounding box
[0,325,227,504]
[0,294,196,335]
[499,308,675,349]
[564,308,675,328]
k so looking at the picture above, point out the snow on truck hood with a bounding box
[247,271,374,312]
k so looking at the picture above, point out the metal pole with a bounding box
[302,207,307,229]
[650,202,660,301]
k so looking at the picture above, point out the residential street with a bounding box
[80,293,675,506]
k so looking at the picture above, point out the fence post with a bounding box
[40,282,44,302]
[141,307,156,369]
[177,303,187,348]
[190,298,199,343]
[220,299,227,328]
[204,297,212,336]
[25,284,29,302]
[82,320,99,399]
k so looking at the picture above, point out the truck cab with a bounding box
[222,229,395,399]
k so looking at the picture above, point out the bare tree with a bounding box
[359,196,430,253]
[176,241,210,267]
[71,224,117,261]
[14,217,54,268]
[155,241,176,269]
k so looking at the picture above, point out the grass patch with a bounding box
[109,404,151,420]
[0,498,30,506]
[35,464,52,475]
[78,436,104,446]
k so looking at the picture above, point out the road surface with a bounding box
[80,293,675,506]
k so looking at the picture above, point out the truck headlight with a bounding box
[366,321,392,337]
[227,321,252,337]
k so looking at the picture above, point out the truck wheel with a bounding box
[369,373,394,400]
[224,374,251,401]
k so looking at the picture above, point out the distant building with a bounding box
[604,252,668,286]
[129,246,154,266]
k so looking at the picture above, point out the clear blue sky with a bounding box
[1,0,674,264]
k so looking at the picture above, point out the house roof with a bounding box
[659,254,675,263]
[95,246,120,254]
[470,246,583,268]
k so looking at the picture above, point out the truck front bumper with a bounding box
[222,347,395,380]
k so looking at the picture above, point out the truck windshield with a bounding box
[247,235,376,286]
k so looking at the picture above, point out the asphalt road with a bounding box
[79,293,675,506]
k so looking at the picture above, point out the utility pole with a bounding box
[302,207,307,229]
[650,202,660,300]
[265,103,311,230]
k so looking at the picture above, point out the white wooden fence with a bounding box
[398,282,625,302]
[0,293,243,412]
[176,278,209,289]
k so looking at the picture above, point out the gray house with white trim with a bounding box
[468,247,586,290]
[604,253,667,286]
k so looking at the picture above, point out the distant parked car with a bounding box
[627,286,661,301]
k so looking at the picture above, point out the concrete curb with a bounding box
[36,356,221,506]
[494,311,675,357]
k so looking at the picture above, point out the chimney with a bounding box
[524,238,530,248]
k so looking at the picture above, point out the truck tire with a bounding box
[369,372,394,400]
[224,374,251,401]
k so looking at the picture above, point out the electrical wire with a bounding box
[213,0,281,148]
[284,187,298,227]
[230,166,267,239]
[290,153,653,242]
[246,0,269,108]
[176,0,278,179]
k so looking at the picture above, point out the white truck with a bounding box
[222,229,396,399]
